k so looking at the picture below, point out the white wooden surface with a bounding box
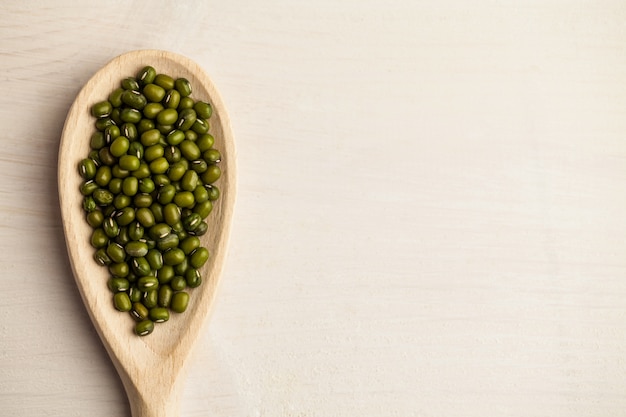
[2,1,626,416]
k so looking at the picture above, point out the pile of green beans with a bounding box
[78,66,221,336]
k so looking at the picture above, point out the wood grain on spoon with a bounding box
[58,50,236,417]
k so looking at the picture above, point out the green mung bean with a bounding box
[125,241,148,257]
[114,292,132,312]
[170,291,189,313]
[134,193,153,208]
[144,290,158,309]
[149,307,169,322]
[107,277,130,292]
[81,67,223,336]
[107,243,126,263]
[154,74,175,90]
[137,66,156,85]
[137,276,159,292]
[143,83,166,102]
[109,262,130,278]
[134,319,154,336]
[91,101,112,118]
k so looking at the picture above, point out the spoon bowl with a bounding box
[58,50,236,417]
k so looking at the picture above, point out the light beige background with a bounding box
[2,1,626,416]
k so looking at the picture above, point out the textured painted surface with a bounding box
[1,1,626,416]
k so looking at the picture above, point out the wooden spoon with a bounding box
[58,50,236,417]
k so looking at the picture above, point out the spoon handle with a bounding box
[125,377,182,417]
